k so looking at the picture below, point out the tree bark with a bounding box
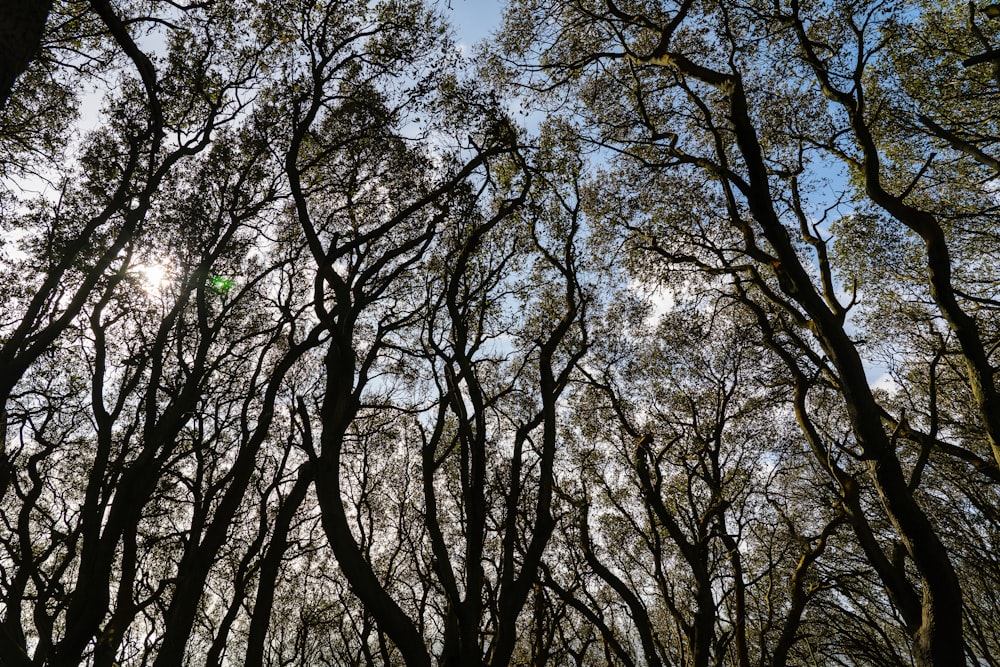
[0,0,53,108]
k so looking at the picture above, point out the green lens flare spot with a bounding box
[209,276,233,294]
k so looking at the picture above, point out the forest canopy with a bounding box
[1,0,999,665]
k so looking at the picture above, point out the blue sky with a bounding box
[443,1,505,47]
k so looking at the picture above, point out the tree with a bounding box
[496,0,1000,664]
[4,0,1000,665]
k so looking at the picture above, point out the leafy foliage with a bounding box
[1,0,999,665]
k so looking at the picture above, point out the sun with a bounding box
[133,262,170,294]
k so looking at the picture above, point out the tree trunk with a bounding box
[0,0,53,108]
